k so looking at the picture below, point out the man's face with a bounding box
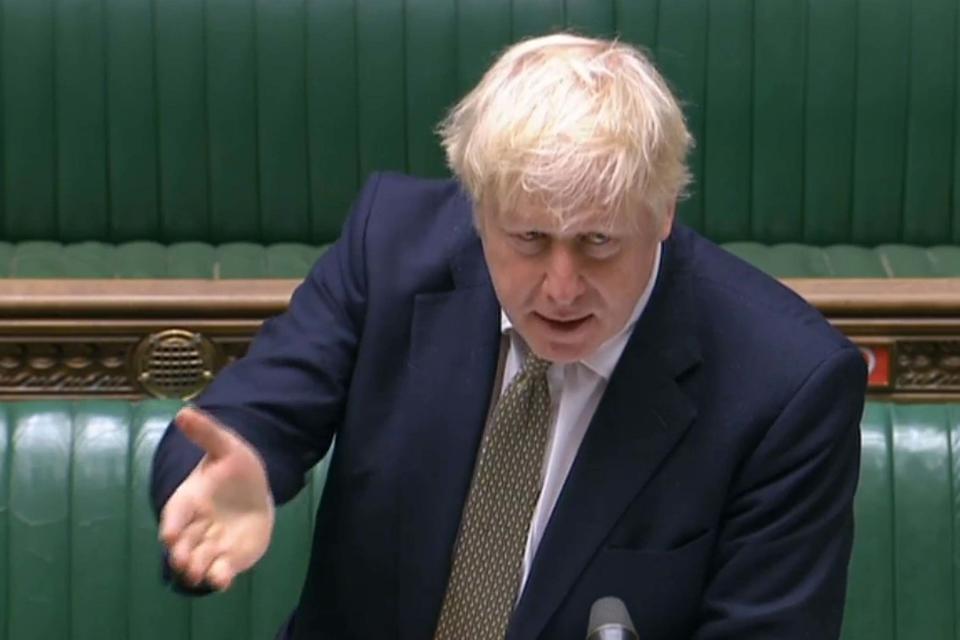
[478,203,673,363]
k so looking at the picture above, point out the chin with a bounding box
[520,315,604,362]
[530,338,595,363]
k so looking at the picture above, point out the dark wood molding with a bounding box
[0,279,298,317]
[785,279,960,316]
[3,278,960,400]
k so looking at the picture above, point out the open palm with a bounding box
[160,407,275,590]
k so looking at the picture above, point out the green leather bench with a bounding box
[0,243,327,279]
[0,400,953,639]
[2,0,958,277]
[4,242,960,279]
[0,401,329,640]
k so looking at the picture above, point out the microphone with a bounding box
[586,596,638,640]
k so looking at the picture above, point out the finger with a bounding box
[159,491,198,546]
[206,556,235,591]
[175,406,235,459]
[169,518,211,573]
[185,538,220,586]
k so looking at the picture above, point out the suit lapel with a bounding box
[508,239,702,640]
[397,236,502,640]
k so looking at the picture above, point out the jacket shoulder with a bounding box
[668,225,862,399]
[361,172,473,246]
[355,172,480,294]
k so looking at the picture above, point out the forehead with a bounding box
[491,203,640,237]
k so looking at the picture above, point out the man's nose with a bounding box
[543,246,585,305]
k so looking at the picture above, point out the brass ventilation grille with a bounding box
[133,329,216,400]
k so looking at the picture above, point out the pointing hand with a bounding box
[159,407,275,590]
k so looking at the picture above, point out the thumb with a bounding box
[175,406,237,460]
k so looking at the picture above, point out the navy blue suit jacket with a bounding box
[152,172,867,639]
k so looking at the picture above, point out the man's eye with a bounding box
[580,232,611,245]
[516,231,545,242]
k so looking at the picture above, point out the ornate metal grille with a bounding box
[134,329,216,399]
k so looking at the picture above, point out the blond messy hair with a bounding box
[439,33,692,231]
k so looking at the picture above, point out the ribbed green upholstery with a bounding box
[3,0,959,246]
[0,401,329,640]
[0,242,327,278]
[843,403,960,640]
[0,399,952,638]
[723,244,960,278]
[5,241,960,279]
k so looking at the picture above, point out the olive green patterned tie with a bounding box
[434,353,553,640]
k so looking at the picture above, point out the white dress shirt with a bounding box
[498,243,662,592]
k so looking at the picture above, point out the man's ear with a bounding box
[657,201,677,241]
[472,202,490,238]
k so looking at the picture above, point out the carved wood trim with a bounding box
[3,278,960,400]
[0,279,297,317]
[785,278,960,316]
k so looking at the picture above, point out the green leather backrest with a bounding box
[0,401,329,640]
[0,399,954,639]
[0,241,328,278]
[2,0,959,246]
[843,402,960,640]
[8,241,960,279]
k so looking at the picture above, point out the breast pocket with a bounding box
[573,528,715,640]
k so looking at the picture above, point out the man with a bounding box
[152,33,867,639]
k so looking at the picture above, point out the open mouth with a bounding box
[536,313,592,332]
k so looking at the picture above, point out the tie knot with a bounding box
[522,353,552,377]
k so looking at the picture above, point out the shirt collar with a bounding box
[500,242,662,380]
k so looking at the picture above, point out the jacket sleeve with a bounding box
[693,345,867,639]
[150,173,382,520]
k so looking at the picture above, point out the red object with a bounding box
[860,345,890,388]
